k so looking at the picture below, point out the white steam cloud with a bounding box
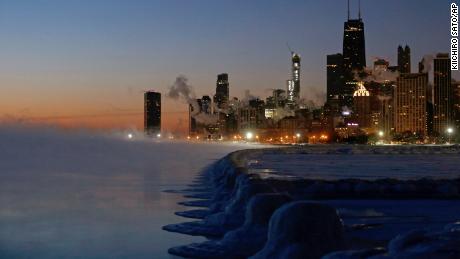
[167,75,218,125]
[356,67,399,83]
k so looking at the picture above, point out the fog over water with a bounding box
[0,124,254,258]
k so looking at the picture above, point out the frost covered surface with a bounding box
[247,145,460,180]
[167,145,460,258]
[325,221,460,258]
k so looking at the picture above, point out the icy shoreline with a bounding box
[163,145,460,258]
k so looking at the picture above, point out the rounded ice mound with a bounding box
[243,193,292,227]
[387,225,460,258]
[167,193,292,259]
[218,193,292,256]
[250,201,344,259]
[322,247,386,259]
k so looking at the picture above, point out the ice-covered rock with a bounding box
[322,247,386,259]
[166,145,460,258]
[204,177,274,231]
[251,201,345,259]
[387,225,460,258]
[325,222,460,259]
[168,193,292,258]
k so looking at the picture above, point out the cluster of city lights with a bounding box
[144,127,456,145]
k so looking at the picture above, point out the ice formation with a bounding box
[164,145,460,258]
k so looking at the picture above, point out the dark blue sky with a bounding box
[0,0,456,129]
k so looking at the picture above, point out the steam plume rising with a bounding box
[356,67,399,83]
[167,75,197,105]
[420,55,434,74]
[167,75,218,125]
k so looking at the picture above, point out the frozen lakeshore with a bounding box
[164,145,460,258]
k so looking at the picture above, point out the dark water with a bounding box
[0,134,252,258]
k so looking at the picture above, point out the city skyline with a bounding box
[0,0,457,133]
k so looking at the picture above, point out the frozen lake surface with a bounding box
[247,145,460,180]
[0,125,260,259]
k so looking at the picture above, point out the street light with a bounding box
[246,132,254,140]
[446,127,454,144]
[378,131,384,137]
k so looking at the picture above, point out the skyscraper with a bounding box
[214,73,229,110]
[213,73,230,136]
[453,81,460,131]
[398,45,411,74]
[352,82,371,128]
[342,0,366,107]
[343,0,366,71]
[433,53,453,134]
[273,89,286,107]
[144,91,161,136]
[201,95,212,114]
[287,52,301,107]
[327,53,344,103]
[189,99,202,136]
[394,73,428,135]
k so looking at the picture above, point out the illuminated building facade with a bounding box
[394,73,428,135]
[453,81,460,130]
[352,82,371,128]
[144,91,161,136]
[287,53,301,107]
[433,53,452,135]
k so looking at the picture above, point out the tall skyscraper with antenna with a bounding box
[342,0,366,107]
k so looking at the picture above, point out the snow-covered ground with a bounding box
[246,145,460,180]
[0,124,267,258]
[166,145,460,258]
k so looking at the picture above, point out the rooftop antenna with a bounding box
[286,42,294,55]
[347,0,350,20]
[358,0,361,19]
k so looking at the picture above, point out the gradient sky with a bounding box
[0,0,457,132]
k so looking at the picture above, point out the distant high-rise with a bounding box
[201,95,212,114]
[433,53,453,134]
[287,52,301,106]
[343,0,366,71]
[327,53,344,102]
[453,81,460,131]
[394,73,428,135]
[352,82,371,128]
[189,99,202,135]
[398,45,411,73]
[144,91,161,136]
[214,73,229,110]
[342,0,366,107]
[273,89,286,107]
[418,57,426,73]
